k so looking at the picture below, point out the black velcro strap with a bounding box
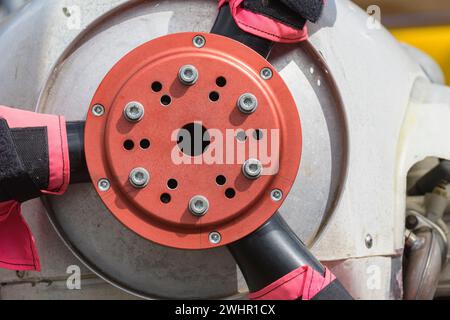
[312,280,353,300]
[11,127,49,191]
[0,119,47,202]
[242,0,324,30]
[279,0,324,23]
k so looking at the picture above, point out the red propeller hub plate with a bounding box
[85,32,302,249]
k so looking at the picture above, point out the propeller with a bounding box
[0,1,351,300]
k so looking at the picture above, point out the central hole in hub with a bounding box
[177,123,211,157]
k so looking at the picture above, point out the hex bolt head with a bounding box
[260,67,273,80]
[237,93,258,114]
[178,65,199,86]
[129,167,150,188]
[98,178,110,192]
[124,101,144,122]
[242,158,263,180]
[209,231,222,244]
[92,104,105,117]
[193,35,206,48]
[189,195,209,217]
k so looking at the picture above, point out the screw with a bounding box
[270,189,283,201]
[189,195,209,217]
[260,67,273,80]
[242,159,263,180]
[98,178,110,192]
[193,35,206,48]
[365,234,373,249]
[179,65,199,86]
[124,102,144,122]
[129,168,150,188]
[209,231,221,244]
[92,104,105,117]
[16,270,26,279]
[237,93,258,114]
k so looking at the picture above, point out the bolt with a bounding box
[270,189,283,201]
[260,67,273,80]
[189,195,209,216]
[209,231,221,244]
[124,102,144,122]
[236,130,247,142]
[193,35,206,48]
[129,168,150,188]
[365,234,373,249]
[98,178,110,192]
[237,93,258,114]
[92,104,105,117]
[406,214,419,230]
[16,270,26,279]
[178,65,199,86]
[242,159,263,180]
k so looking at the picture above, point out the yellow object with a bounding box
[391,26,450,84]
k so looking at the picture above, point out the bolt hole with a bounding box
[160,193,171,204]
[140,139,150,149]
[225,188,236,199]
[216,76,227,87]
[151,81,163,92]
[123,140,135,150]
[253,129,264,141]
[167,179,178,190]
[216,175,227,186]
[161,95,172,106]
[209,91,220,102]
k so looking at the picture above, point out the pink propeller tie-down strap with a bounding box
[0,201,41,271]
[249,265,336,300]
[0,106,69,271]
[218,0,324,43]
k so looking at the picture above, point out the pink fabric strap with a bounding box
[0,106,70,194]
[0,106,70,271]
[0,201,40,271]
[249,265,336,300]
[218,0,309,43]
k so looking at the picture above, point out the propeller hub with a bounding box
[84,32,302,249]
